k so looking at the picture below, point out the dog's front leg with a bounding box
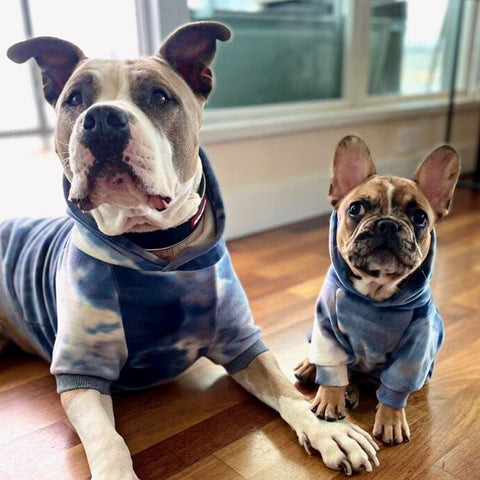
[373,402,410,445]
[232,351,379,475]
[61,389,139,480]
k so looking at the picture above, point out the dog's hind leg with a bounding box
[345,381,360,410]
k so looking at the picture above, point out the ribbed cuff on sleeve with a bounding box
[315,365,349,386]
[376,383,410,409]
[55,374,112,395]
[224,339,269,374]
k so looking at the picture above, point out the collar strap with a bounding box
[123,173,206,251]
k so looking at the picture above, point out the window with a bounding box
[189,0,345,108]
[369,0,458,96]
[0,1,38,133]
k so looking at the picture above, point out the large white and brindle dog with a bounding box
[1,22,378,478]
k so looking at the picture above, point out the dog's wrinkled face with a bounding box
[59,58,200,210]
[336,176,435,299]
[329,136,460,300]
[7,22,230,235]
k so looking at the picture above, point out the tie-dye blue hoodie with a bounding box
[309,213,443,409]
[0,149,266,395]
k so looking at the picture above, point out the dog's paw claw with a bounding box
[340,461,353,476]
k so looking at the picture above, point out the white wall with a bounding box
[202,106,479,239]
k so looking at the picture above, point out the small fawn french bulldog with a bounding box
[295,135,460,445]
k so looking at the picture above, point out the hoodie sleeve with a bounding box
[377,301,444,409]
[309,275,351,386]
[206,252,267,373]
[51,241,128,394]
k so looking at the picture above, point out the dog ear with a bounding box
[413,145,460,220]
[7,37,86,106]
[159,21,231,100]
[329,135,376,207]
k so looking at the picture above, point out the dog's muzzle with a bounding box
[80,105,131,158]
[349,217,419,275]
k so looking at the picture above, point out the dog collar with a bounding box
[123,173,207,251]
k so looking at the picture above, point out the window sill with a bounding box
[200,95,480,144]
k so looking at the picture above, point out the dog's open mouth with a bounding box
[69,161,172,213]
[148,194,172,212]
[72,189,172,213]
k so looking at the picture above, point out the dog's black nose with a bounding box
[81,105,130,158]
[376,219,400,236]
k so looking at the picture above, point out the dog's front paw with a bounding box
[373,402,410,445]
[294,358,316,384]
[311,385,347,421]
[304,415,380,474]
[279,398,379,474]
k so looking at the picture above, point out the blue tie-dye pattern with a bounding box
[85,322,122,335]
[312,212,443,409]
[0,149,265,394]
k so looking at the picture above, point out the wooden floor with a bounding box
[1,187,480,480]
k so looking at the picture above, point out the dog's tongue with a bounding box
[149,195,171,212]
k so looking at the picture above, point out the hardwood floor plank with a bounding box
[129,397,277,479]
[0,421,81,479]
[0,376,64,444]
[165,456,244,480]
[132,445,187,480]
[114,361,251,454]
[412,466,458,480]
[161,398,277,465]
[215,418,340,480]
[0,350,49,393]
[433,424,480,479]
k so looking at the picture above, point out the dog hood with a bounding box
[62,147,226,272]
[328,211,436,310]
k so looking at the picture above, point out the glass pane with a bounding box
[369,0,458,95]
[27,0,139,128]
[0,2,39,132]
[189,0,345,108]
[29,0,139,59]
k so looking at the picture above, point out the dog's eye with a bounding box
[151,89,170,106]
[411,210,428,227]
[66,90,83,107]
[348,201,366,218]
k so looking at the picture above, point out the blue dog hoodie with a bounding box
[309,212,443,409]
[0,148,267,394]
